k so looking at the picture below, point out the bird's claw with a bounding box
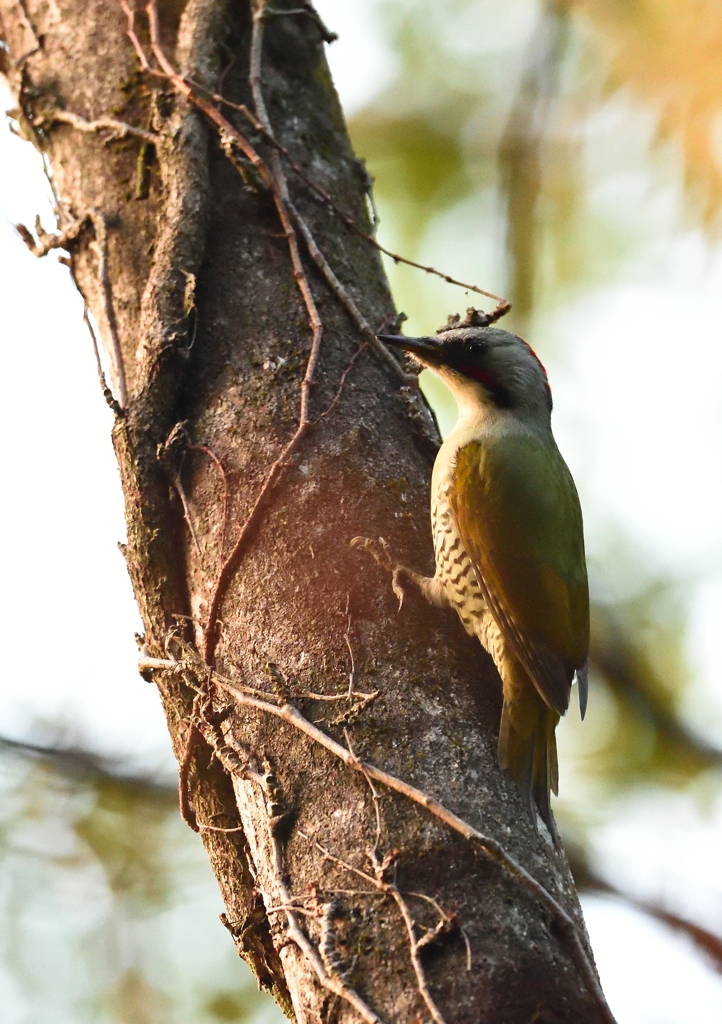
[350,535,396,573]
[351,536,409,612]
[391,568,406,612]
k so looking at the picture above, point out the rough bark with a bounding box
[0,2,615,1022]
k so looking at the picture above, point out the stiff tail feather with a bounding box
[498,696,560,841]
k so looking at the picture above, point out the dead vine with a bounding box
[143,645,614,1023]
[121,0,403,665]
[177,79,509,311]
[183,682,388,1024]
[41,0,512,675]
[215,676,613,1022]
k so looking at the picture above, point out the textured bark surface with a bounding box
[0,2,614,1021]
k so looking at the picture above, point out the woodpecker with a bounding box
[376,309,589,836]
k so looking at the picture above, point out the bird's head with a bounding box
[379,308,552,426]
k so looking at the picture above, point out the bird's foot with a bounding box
[350,536,407,611]
[391,566,410,611]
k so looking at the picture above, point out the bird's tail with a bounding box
[498,685,560,839]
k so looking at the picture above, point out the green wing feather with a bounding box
[451,436,589,716]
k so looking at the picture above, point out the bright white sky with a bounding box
[2,2,722,1019]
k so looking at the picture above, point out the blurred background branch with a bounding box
[499,0,572,326]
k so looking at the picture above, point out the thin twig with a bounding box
[344,728,382,855]
[211,677,613,1021]
[246,0,325,423]
[13,0,41,66]
[298,831,379,889]
[248,0,273,141]
[83,308,123,416]
[22,208,128,408]
[44,109,159,143]
[345,635,355,699]
[251,1,413,385]
[15,212,88,258]
[266,903,320,916]
[316,888,387,900]
[88,210,128,407]
[181,81,509,309]
[312,341,369,426]
[272,851,385,1023]
[343,596,355,699]
[159,431,203,557]
[285,198,416,383]
[460,923,473,972]
[198,822,246,833]
[178,719,200,832]
[203,432,309,664]
[405,889,470,969]
[297,688,379,704]
[137,654,176,673]
[120,0,154,73]
[409,887,472,970]
[174,464,202,555]
[341,728,445,1021]
[140,649,378,710]
[373,850,448,1024]
[225,720,387,1024]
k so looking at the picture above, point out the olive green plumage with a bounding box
[452,436,589,831]
[378,313,590,836]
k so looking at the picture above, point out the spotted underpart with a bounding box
[430,467,506,669]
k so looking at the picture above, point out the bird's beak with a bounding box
[376,334,444,366]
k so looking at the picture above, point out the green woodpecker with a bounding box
[378,310,589,835]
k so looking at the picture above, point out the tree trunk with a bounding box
[0,2,615,1021]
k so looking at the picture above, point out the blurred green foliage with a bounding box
[0,744,283,1023]
[74,775,176,908]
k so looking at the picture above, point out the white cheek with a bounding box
[434,368,492,415]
